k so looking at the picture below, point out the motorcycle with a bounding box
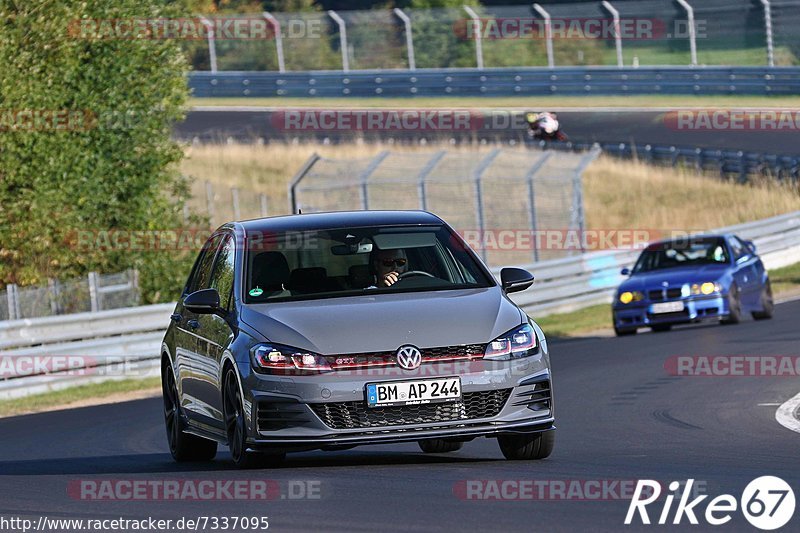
[525,111,568,142]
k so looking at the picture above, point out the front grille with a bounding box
[309,389,512,430]
[257,402,312,432]
[327,343,486,370]
[649,288,682,301]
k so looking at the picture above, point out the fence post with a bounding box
[358,151,390,210]
[328,10,350,72]
[205,181,215,225]
[524,152,553,263]
[260,193,269,217]
[47,278,59,315]
[231,187,241,220]
[7,283,20,320]
[263,11,286,73]
[88,272,100,312]
[676,0,698,66]
[532,4,554,68]
[289,153,321,213]
[473,149,501,262]
[131,269,140,306]
[760,0,775,67]
[393,8,416,70]
[601,1,623,68]
[416,151,447,211]
[199,17,218,72]
[572,145,602,255]
[463,6,484,69]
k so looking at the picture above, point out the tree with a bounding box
[0,0,196,302]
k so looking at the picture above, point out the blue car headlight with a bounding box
[483,323,539,360]
[683,282,722,296]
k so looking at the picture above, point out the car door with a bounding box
[193,232,237,428]
[178,233,223,419]
[728,236,759,308]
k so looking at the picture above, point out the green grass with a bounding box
[190,95,800,109]
[0,377,160,418]
[770,261,800,295]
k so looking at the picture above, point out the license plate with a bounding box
[651,301,685,314]
[366,377,462,408]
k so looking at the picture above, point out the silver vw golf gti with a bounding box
[161,211,554,467]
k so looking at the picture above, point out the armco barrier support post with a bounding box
[760,0,775,67]
[393,8,416,70]
[532,4,554,68]
[676,0,698,66]
[263,12,285,73]
[199,17,218,72]
[463,6,484,69]
[601,1,623,68]
[358,151,390,210]
[416,151,447,211]
[473,149,501,262]
[328,11,350,72]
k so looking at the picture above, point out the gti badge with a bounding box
[396,345,422,370]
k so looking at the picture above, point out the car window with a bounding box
[245,225,492,302]
[189,234,223,293]
[728,236,746,260]
[210,234,235,310]
[633,237,729,273]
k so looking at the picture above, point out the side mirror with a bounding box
[745,240,756,254]
[620,267,631,276]
[184,288,224,315]
[500,267,534,294]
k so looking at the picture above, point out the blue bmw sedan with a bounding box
[612,234,774,336]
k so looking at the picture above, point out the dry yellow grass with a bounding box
[180,143,800,230]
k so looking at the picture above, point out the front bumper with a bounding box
[613,294,729,329]
[240,355,553,451]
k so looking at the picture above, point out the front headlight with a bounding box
[618,291,644,304]
[687,282,722,296]
[483,323,538,361]
[251,343,332,375]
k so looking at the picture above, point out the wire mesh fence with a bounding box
[0,270,139,321]
[184,1,800,72]
[289,148,600,267]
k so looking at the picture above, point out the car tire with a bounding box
[614,326,637,336]
[722,284,742,325]
[418,439,464,453]
[498,431,554,460]
[651,324,671,332]
[752,281,774,320]
[223,368,285,469]
[162,363,218,462]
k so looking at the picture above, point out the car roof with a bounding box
[644,233,731,250]
[230,210,445,234]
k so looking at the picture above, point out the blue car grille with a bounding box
[649,288,682,301]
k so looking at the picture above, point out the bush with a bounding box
[0,0,197,303]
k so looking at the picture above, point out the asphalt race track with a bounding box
[177,108,800,156]
[2,300,798,532]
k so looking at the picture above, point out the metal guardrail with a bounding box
[1,210,799,399]
[188,67,800,98]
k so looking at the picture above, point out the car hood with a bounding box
[240,287,523,355]
[620,265,729,291]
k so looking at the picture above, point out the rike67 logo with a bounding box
[626,477,795,530]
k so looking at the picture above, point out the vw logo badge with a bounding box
[396,345,422,370]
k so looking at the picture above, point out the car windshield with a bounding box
[244,225,493,302]
[633,237,729,273]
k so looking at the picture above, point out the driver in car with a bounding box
[373,248,409,287]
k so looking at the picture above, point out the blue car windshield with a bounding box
[244,225,493,302]
[633,237,729,273]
